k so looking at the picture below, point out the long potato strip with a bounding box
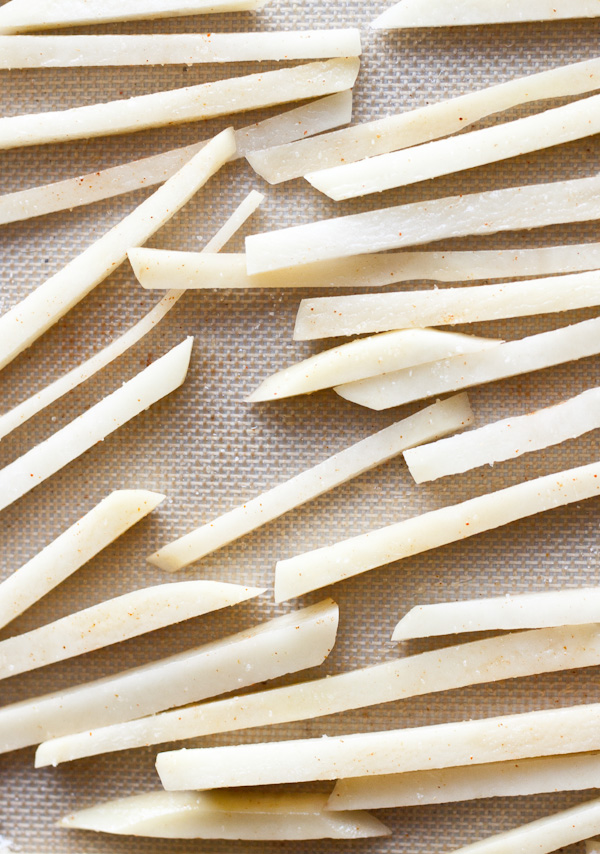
[37,623,600,766]
[0,490,164,631]
[246,57,600,183]
[0,58,359,150]
[156,703,600,789]
[245,173,600,273]
[0,599,338,754]
[336,315,600,410]
[372,0,600,29]
[307,94,600,199]
[274,458,600,601]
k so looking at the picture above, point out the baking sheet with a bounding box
[1,2,599,851]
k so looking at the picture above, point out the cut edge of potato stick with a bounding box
[148,394,474,571]
[0,92,351,227]
[155,703,600,790]
[335,314,600,411]
[0,58,360,150]
[0,190,262,442]
[1,598,339,754]
[274,457,600,602]
[36,622,600,767]
[329,752,600,810]
[0,31,362,68]
[0,338,193,516]
[404,385,600,483]
[372,0,600,29]
[244,172,600,274]
[0,489,165,632]
[58,790,391,840]
[246,56,600,184]
[392,586,600,642]
[306,92,600,199]
[246,329,501,401]
[0,127,235,373]
[0,581,265,681]
[294,270,600,339]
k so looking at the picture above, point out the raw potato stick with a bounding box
[59,791,390,840]
[0,339,193,515]
[0,490,164,631]
[0,191,262,442]
[393,587,600,641]
[0,31,361,68]
[405,386,600,483]
[372,0,600,29]
[307,93,600,199]
[274,458,600,601]
[155,703,600,789]
[330,753,600,810]
[132,243,600,291]
[36,622,600,766]
[0,58,359,150]
[246,57,600,184]
[247,329,500,401]
[148,395,473,571]
[0,0,271,33]
[0,598,338,754]
[294,270,600,339]
[335,315,600,410]
[0,581,264,680]
[244,173,600,274]
[0,128,235,372]
[0,92,352,226]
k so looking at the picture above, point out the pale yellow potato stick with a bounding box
[372,0,600,29]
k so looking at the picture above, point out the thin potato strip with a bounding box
[372,0,600,29]
[0,58,359,150]
[330,753,600,810]
[245,173,600,273]
[0,599,338,754]
[37,623,600,766]
[274,458,600,601]
[246,57,600,184]
[156,703,600,789]
[0,581,263,680]
[0,490,164,631]
[0,339,193,515]
[335,315,600,410]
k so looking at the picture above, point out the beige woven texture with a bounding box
[1,1,599,851]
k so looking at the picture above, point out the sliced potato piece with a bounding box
[405,386,600,483]
[0,58,359,150]
[59,791,390,840]
[0,490,164,632]
[307,93,600,199]
[36,622,600,767]
[0,598,338,754]
[156,703,600,790]
[246,57,600,183]
[393,587,600,642]
[0,338,192,515]
[0,581,263,680]
[247,330,500,401]
[0,128,234,372]
[336,315,600,410]
[274,458,600,601]
[372,0,600,28]
[148,395,473,571]
[330,753,600,810]
[294,271,600,339]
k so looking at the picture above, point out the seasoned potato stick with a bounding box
[274,458,600,601]
[0,339,192,515]
[0,490,164,631]
[0,599,338,754]
[372,0,600,29]
[0,581,263,680]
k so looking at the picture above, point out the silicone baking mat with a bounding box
[1,2,599,851]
